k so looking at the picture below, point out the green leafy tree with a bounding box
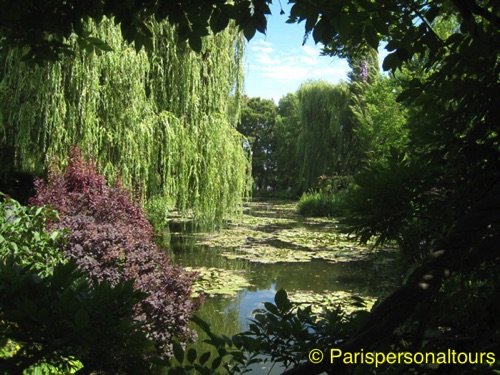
[296,80,351,190]
[0,17,249,226]
[342,47,380,168]
[353,76,409,166]
[0,194,66,278]
[344,46,380,85]
[274,93,301,191]
[237,97,278,190]
[284,1,500,374]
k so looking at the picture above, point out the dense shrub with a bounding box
[296,175,351,217]
[30,147,198,357]
[0,195,152,374]
[160,290,370,374]
[297,192,342,217]
[0,260,152,374]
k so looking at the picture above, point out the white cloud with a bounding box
[250,40,273,54]
[300,45,319,57]
[248,42,348,84]
[249,40,278,66]
[244,37,350,101]
[254,39,272,47]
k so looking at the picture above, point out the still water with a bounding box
[165,200,398,374]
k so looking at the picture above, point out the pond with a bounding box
[165,199,400,374]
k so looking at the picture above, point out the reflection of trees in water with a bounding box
[166,199,401,364]
[174,245,252,271]
[186,293,243,365]
[246,259,392,296]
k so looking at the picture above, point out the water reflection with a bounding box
[175,244,390,331]
[161,200,399,374]
[176,243,383,288]
[182,256,387,375]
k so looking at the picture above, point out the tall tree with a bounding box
[274,93,301,191]
[0,18,250,225]
[354,76,409,165]
[237,97,278,190]
[296,80,350,190]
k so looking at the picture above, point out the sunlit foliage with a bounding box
[0,18,250,226]
[296,80,351,190]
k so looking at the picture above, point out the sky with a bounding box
[243,2,351,103]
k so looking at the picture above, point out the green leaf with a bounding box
[253,13,267,34]
[49,231,60,241]
[312,18,334,44]
[222,335,232,346]
[302,7,318,30]
[274,288,289,310]
[396,88,418,102]
[385,40,398,52]
[264,301,279,315]
[396,47,410,61]
[290,2,307,19]
[351,295,365,303]
[382,52,399,72]
[243,25,256,41]
[199,351,211,365]
[365,27,379,50]
[188,36,203,53]
[85,37,114,52]
[9,242,18,252]
[173,341,184,364]
[187,348,197,363]
[211,356,222,370]
[210,12,230,34]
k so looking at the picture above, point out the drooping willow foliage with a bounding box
[0,18,250,225]
[296,80,352,190]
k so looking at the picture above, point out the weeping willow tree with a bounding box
[0,18,250,225]
[296,80,352,190]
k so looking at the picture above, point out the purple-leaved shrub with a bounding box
[30,147,198,357]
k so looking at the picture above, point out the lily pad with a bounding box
[221,246,314,263]
[185,266,252,297]
[288,290,379,315]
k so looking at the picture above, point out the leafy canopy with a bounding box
[0,0,272,60]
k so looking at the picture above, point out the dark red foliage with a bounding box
[30,146,198,357]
